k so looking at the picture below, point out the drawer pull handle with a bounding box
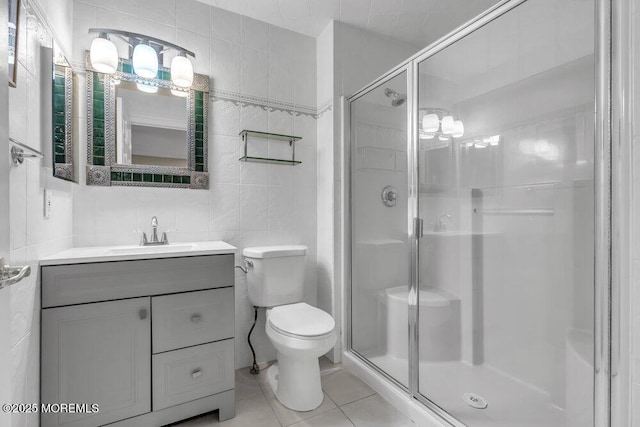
[191,369,202,379]
[139,309,148,320]
[191,314,202,324]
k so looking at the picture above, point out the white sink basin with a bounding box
[107,244,195,255]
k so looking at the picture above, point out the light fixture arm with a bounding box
[110,33,135,48]
[88,28,196,58]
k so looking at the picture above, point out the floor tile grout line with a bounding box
[336,405,358,427]
[266,390,338,426]
[241,373,284,426]
[323,392,339,408]
[262,387,287,427]
[337,391,379,409]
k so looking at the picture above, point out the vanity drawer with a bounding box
[152,287,234,353]
[42,254,234,308]
[152,339,234,411]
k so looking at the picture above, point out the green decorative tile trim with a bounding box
[107,167,192,188]
[91,72,106,166]
[52,64,74,182]
[193,94,206,171]
[116,59,173,81]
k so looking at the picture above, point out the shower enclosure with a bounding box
[345,1,612,426]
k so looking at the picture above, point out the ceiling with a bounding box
[197,0,502,48]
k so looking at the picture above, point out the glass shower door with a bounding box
[350,69,410,387]
[415,1,595,426]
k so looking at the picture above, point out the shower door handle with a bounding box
[413,218,423,239]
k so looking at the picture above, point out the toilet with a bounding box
[243,245,337,411]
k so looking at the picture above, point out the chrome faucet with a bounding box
[434,214,452,232]
[140,216,169,246]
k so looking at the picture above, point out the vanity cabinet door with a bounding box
[41,297,151,427]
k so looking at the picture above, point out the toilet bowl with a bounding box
[264,303,337,411]
[243,245,337,412]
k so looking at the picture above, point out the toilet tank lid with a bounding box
[243,245,308,259]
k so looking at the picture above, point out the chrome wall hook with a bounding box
[0,257,31,289]
[10,138,43,166]
[11,146,39,165]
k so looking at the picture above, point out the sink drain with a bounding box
[463,393,488,409]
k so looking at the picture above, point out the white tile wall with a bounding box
[8,3,75,426]
[315,20,417,362]
[632,2,640,425]
[0,0,11,422]
[72,0,318,369]
[315,22,335,361]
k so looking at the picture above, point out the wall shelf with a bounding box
[239,130,302,166]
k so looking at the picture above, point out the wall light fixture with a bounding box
[88,28,196,92]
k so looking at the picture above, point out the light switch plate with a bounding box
[44,189,52,219]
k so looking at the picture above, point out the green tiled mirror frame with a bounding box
[85,53,209,189]
[53,62,74,181]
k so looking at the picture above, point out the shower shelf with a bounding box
[239,130,302,165]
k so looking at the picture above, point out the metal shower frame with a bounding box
[342,0,624,425]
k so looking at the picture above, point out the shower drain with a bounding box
[462,393,488,409]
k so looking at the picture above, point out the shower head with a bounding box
[384,88,406,107]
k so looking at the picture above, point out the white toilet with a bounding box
[243,245,337,411]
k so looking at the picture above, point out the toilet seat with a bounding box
[268,303,335,339]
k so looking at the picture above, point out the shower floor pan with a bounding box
[368,354,565,427]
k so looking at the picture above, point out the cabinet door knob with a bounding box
[139,308,148,320]
[191,369,202,379]
[191,314,202,324]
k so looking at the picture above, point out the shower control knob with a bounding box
[381,186,398,207]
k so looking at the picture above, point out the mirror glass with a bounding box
[115,81,188,168]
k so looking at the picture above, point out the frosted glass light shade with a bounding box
[452,120,465,138]
[90,37,118,74]
[137,83,158,94]
[422,114,440,133]
[171,55,194,88]
[441,115,455,135]
[132,44,158,78]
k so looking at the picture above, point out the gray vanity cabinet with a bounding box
[41,298,151,427]
[40,254,236,427]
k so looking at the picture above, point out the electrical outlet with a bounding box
[44,189,52,219]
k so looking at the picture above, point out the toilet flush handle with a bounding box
[235,259,254,274]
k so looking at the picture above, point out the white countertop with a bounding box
[40,241,237,266]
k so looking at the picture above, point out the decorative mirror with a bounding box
[52,46,75,181]
[85,54,209,189]
[12,1,76,181]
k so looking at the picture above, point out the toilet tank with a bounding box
[243,245,307,307]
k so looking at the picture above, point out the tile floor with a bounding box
[173,358,415,427]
